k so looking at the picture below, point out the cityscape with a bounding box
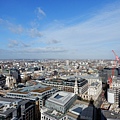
[0,0,120,120]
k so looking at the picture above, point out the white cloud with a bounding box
[21,42,30,47]
[28,28,42,38]
[17,47,67,53]
[8,40,30,48]
[35,7,46,19]
[1,1,120,59]
[8,25,24,34]
[39,4,120,59]
[8,40,19,47]
[0,18,24,34]
[37,7,46,16]
[30,20,40,28]
[47,39,60,44]
[0,49,12,53]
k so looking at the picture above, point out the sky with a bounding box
[0,0,120,59]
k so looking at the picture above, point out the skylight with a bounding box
[54,94,64,99]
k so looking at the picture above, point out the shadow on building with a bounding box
[75,98,101,120]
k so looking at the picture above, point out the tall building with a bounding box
[107,77,120,107]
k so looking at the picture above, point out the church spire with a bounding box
[74,77,78,94]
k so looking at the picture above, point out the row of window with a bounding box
[42,115,67,120]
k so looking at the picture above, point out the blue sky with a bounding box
[0,0,120,59]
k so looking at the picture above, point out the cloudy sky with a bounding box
[0,0,120,59]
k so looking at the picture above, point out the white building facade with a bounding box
[88,81,102,101]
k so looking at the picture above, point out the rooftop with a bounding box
[20,83,46,92]
[100,102,111,110]
[44,109,65,119]
[0,107,16,117]
[0,97,29,117]
[31,86,52,93]
[47,91,76,106]
[91,82,99,87]
[80,74,100,79]
[11,83,46,94]
[0,97,21,103]
[69,104,93,118]
[102,110,120,119]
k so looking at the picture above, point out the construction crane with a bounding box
[108,50,120,88]
[112,50,120,77]
[112,50,120,62]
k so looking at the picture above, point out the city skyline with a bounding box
[0,0,120,59]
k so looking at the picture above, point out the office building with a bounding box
[0,97,35,120]
[5,81,57,119]
[41,91,77,120]
[45,91,77,113]
[42,77,88,95]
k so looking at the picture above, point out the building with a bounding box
[101,110,120,120]
[67,103,93,120]
[42,77,88,96]
[0,97,35,120]
[107,89,114,104]
[6,83,56,107]
[88,81,102,101]
[74,78,78,94]
[41,107,67,120]
[5,81,57,119]
[81,74,101,85]
[5,75,16,89]
[107,77,120,107]
[2,68,21,84]
[9,68,21,83]
[0,74,6,88]
[45,91,77,113]
[41,91,77,120]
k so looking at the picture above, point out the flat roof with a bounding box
[102,110,120,119]
[0,97,21,103]
[47,91,76,106]
[69,104,93,118]
[31,87,52,93]
[101,102,111,110]
[44,109,64,119]
[10,91,28,94]
[0,97,29,117]
[10,83,47,94]
[91,82,99,87]
[67,112,78,119]
[20,83,46,92]
[0,108,16,117]
[80,74,100,79]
